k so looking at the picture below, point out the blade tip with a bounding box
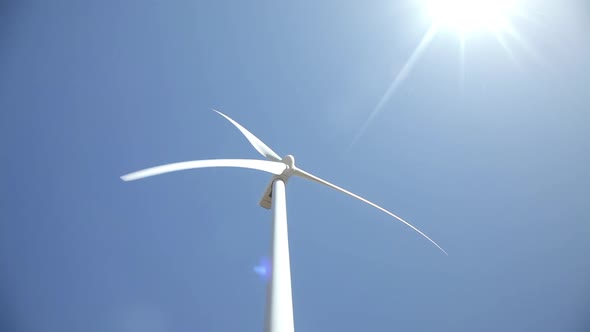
[120,175,133,182]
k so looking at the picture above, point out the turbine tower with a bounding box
[121,110,446,332]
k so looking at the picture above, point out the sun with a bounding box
[353,0,534,142]
[426,0,516,34]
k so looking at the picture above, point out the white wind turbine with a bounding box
[121,110,447,332]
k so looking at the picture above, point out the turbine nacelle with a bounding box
[259,155,296,210]
[279,154,296,179]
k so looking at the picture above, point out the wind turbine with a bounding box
[121,110,446,332]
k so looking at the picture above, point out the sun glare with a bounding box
[426,0,516,34]
[353,0,534,144]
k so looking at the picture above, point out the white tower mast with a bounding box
[264,179,294,332]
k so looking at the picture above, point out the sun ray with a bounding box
[492,31,520,68]
[502,21,546,67]
[350,0,538,146]
[351,23,439,145]
[459,34,466,95]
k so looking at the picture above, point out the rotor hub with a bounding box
[282,155,295,169]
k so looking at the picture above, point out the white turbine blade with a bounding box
[293,167,447,255]
[121,159,287,182]
[213,109,282,162]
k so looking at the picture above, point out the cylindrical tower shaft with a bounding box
[264,179,294,332]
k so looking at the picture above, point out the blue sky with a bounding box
[1,1,589,331]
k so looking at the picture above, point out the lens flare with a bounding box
[253,257,271,281]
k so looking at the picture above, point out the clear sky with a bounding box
[1,1,589,331]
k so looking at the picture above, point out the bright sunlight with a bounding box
[426,0,517,34]
[352,0,535,144]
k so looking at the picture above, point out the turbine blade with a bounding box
[292,167,447,255]
[121,159,287,182]
[213,109,282,162]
